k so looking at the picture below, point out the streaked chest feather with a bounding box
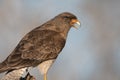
[0,68,27,80]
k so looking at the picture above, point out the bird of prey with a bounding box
[0,12,80,80]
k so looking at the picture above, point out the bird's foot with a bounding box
[20,72,36,80]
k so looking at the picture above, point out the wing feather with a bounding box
[3,30,65,68]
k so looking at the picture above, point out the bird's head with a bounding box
[54,12,80,29]
[39,12,80,38]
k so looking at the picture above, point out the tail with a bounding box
[0,62,10,73]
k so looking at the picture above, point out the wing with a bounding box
[3,30,66,69]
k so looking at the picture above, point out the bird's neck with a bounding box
[59,26,71,39]
[34,20,71,39]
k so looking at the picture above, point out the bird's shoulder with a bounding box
[20,29,66,47]
[9,29,66,60]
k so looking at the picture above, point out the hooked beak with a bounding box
[70,19,81,29]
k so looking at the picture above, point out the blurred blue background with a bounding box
[0,0,120,80]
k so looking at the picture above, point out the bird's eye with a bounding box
[63,16,70,19]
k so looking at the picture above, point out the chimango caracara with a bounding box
[0,12,80,80]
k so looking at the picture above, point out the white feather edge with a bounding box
[0,68,27,80]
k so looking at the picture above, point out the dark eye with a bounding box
[63,16,70,19]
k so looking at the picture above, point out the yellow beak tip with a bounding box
[76,21,81,26]
[73,21,81,29]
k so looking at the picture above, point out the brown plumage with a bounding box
[0,12,80,80]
